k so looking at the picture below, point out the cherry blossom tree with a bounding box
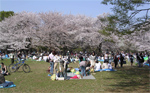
[0,11,112,51]
[0,12,41,50]
[1,11,149,52]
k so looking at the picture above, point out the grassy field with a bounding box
[0,59,150,93]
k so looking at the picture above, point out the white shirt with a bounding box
[49,53,54,61]
[104,54,109,59]
[94,62,101,70]
[102,63,108,69]
[53,55,60,63]
[122,53,125,57]
[33,55,37,60]
[117,55,120,58]
[108,63,112,69]
[89,55,96,61]
[62,57,68,69]
[9,53,14,59]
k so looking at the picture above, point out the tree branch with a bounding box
[145,9,149,21]
[129,8,150,19]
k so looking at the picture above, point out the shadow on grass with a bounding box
[10,70,33,74]
[105,66,150,92]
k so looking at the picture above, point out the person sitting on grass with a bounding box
[86,60,91,71]
[85,60,91,75]
[102,61,109,69]
[108,62,113,69]
[1,62,10,76]
[94,60,101,71]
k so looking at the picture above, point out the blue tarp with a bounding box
[0,81,16,88]
[1,55,9,59]
[75,68,116,72]
[5,54,9,58]
[74,68,79,71]
[95,69,116,72]
[98,59,104,62]
[143,63,149,66]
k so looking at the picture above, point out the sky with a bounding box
[0,0,113,18]
[0,0,149,18]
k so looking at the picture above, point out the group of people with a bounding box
[47,50,150,79]
[79,51,114,76]
[47,51,113,79]
[98,51,150,68]
[0,49,149,80]
[48,51,70,80]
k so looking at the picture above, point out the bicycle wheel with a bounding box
[22,64,30,73]
[9,64,17,73]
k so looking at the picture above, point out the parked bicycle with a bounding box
[9,59,30,73]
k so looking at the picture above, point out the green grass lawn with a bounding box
[0,59,150,93]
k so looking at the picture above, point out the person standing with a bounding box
[89,51,96,72]
[0,53,4,60]
[9,52,14,64]
[49,51,55,75]
[104,51,109,63]
[17,51,22,62]
[63,56,69,80]
[139,52,144,67]
[59,57,64,77]
[53,52,60,74]
[120,54,124,67]
[147,56,150,69]
[67,54,71,63]
[79,56,87,77]
[136,53,141,67]
[114,54,118,68]
[129,53,134,67]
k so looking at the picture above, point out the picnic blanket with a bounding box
[67,73,95,80]
[98,59,104,62]
[95,69,116,72]
[0,80,16,88]
[143,63,149,66]
[74,68,79,71]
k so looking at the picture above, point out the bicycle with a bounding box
[9,59,30,73]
